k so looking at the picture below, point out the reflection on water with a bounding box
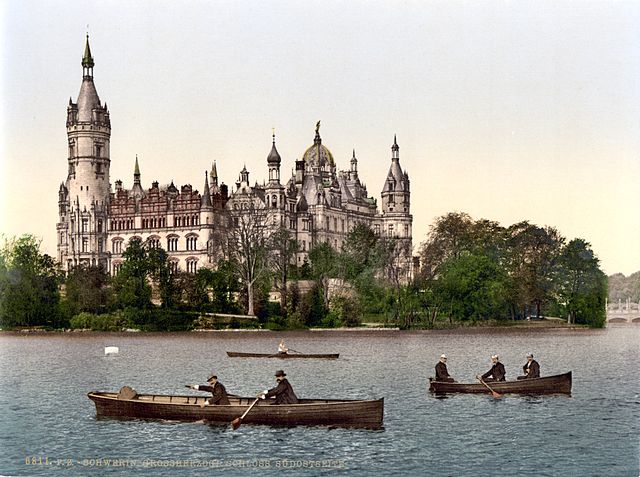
[0,327,638,476]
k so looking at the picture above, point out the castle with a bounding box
[57,37,413,279]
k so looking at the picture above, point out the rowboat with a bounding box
[87,387,383,429]
[226,351,339,359]
[428,372,572,395]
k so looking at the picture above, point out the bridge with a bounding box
[606,299,640,323]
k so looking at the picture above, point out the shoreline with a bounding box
[0,322,606,335]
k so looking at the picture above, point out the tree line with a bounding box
[0,212,607,330]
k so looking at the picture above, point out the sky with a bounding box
[1,0,639,276]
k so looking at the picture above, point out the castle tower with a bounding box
[57,36,111,271]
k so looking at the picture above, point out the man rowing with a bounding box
[278,339,289,355]
[477,355,506,382]
[187,374,230,407]
[259,370,299,404]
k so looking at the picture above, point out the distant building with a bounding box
[57,37,413,279]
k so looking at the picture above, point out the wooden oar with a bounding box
[288,348,304,354]
[477,377,502,399]
[231,397,260,430]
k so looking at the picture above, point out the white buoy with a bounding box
[104,346,119,355]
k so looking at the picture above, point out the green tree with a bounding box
[433,252,508,322]
[0,235,63,328]
[308,241,337,309]
[110,238,152,309]
[556,239,607,327]
[63,264,110,315]
[505,222,564,319]
[340,223,379,280]
[268,226,298,315]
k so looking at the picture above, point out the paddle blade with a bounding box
[492,391,502,399]
[230,417,242,430]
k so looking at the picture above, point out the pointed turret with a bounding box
[82,35,94,71]
[267,133,281,165]
[201,172,213,207]
[267,132,282,184]
[131,155,145,199]
[76,36,102,122]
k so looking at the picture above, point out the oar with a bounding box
[231,397,260,430]
[288,348,304,354]
[477,377,502,399]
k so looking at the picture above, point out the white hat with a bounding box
[491,354,499,360]
[440,354,447,359]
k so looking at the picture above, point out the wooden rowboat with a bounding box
[226,351,339,359]
[87,388,382,429]
[429,372,572,395]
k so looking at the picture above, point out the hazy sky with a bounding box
[1,0,639,275]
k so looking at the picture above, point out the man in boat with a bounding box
[278,339,289,355]
[187,374,230,407]
[435,354,455,382]
[477,355,506,382]
[259,370,299,404]
[518,353,540,379]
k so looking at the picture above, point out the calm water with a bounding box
[0,327,638,477]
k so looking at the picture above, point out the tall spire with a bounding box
[202,171,212,207]
[82,35,94,77]
[392,134,399,160]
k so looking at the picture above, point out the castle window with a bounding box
[404,225,409,237]
[169,261,179,273]
[97,220,103,233]
[82,238,88,252]
[167,237,178,251]
[82,219,88,232]
[388,224,394,236]
[95,144,102,158]
[98,239,103,253]
[186,236,198,251]
[112,239,123,254]
[186,259,197,274]
[375,224,380,235]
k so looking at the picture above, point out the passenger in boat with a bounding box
[259,370,299,404]
[477,355,506,382]
[435,354,455,382]
[188,374,230,407]
[518,353,540,379]
[278,339,289,355]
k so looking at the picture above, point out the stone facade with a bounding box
[57,39,413,279]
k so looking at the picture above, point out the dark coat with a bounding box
[482,362,506,381]
[435,361,454,382]
[522,360,540,379]
[197,382,230,405]
[265,378,299,404]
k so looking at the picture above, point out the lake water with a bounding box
[0,326,638,476]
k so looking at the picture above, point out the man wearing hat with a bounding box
[435,354,455,382]
[477,355,506,382]
[187,374,231,407]
[518,353,540,380]
[259,370,299,404]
